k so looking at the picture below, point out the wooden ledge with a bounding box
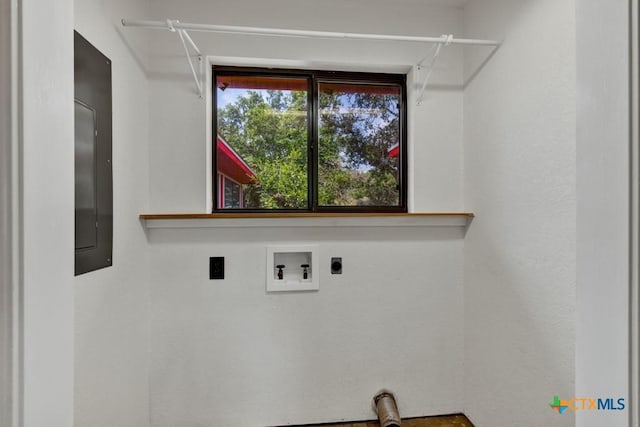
[139,212,474,229]
[140,212,474,220]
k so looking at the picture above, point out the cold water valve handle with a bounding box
[301,264,309,280]
[276,264,285,280]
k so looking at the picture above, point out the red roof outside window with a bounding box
[216,135,258,185]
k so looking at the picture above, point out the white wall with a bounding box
[463,1,576,426]
[148,228,464,426]
[21,0,75,425]
[73,0,151,426]
[576,1,630,426]
[146,1,467,425]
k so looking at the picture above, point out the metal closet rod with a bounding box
[121,18,501,47]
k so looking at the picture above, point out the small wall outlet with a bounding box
[209,257,224,280]
[331,257,342,274]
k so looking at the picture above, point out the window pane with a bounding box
[216,75,309,209]
[318,82,401,207]
[224,178,242,208]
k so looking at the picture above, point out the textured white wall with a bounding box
[576,1,630,426]
[73,0,151,426]
[21,0,75,425]
[145,2,467,425]
[463,1,576,426]
[148,227,464,426]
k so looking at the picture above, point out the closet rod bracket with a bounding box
[121,18,501,100]
[415,34,453,105]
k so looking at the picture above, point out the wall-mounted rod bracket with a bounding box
[172,20,203,98]
[415,34,453,106]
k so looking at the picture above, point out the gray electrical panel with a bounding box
[74,31,112,275]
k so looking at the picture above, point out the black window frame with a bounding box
[212,66,408,213]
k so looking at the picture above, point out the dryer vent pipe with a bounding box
[373,390,401,427]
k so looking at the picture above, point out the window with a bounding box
[223,176,242,208]
[213,66,407,212]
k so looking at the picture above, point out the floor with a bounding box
[284,414,474,427]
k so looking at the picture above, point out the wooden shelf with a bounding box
[139,212,474,229]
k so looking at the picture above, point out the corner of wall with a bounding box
[462,0,576,425]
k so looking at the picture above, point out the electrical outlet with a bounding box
[210,257,224,280]
[331,257,342,274]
